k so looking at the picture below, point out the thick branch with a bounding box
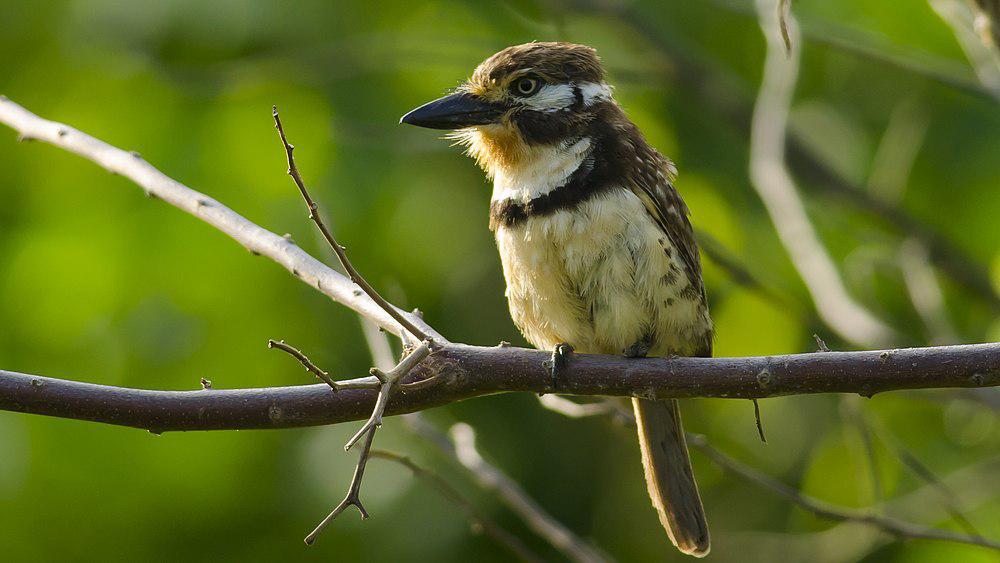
[2,342,997,432]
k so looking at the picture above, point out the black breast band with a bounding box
[489,142,619,230]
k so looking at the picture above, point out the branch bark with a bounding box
[2,342,998,432]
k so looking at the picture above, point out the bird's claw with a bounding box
[547,343,574,393]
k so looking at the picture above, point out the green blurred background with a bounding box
[1,0,998,561]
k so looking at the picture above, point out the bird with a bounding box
[401,41,713,557]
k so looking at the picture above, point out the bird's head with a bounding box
[400,42,614,175]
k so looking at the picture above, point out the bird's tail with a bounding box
[632,398,710,557]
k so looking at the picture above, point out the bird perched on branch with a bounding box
[402,42,713,557]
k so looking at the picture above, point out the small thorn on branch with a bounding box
[813,333,831,352]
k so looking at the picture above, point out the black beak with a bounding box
[400,92,503,130]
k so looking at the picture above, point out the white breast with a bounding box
[494,188,711,356]
[491,137,591,203]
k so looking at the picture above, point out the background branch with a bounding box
[687,434,1000,551]
[369,449,545,563]
[0,97,443,344]
[406,416,609,563]
[750,0,897,348]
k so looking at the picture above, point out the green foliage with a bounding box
[0,0,997,561]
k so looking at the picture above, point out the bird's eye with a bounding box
[513,76,541,97]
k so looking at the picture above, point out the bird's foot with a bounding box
[623,338,651,359]
[546,343,574,393]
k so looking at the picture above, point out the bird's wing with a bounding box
[627,149,703,293]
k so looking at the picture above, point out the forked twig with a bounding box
[344,342,432,451]
[270,106,437,544]
[304,424,377,544]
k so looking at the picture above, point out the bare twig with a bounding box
[370,450,545,563]
[267,339,344,389]
[407,416,608,563]
[272,106,431,345]
[304,424,376,544]
[750,0,898,348]
[686,434,1000,551]
[269,107,440,542]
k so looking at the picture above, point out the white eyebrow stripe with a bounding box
[579,82,613,105]
[518,82,614,112]
[522,83,576,112]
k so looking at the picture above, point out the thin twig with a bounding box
[269,107,439,543]
[370,450,545,563]
[267,339,345,389]
[406,415,609,563]
[271,106,431,344]
[686,434,1000,552]
[304,424,377,544]
[292,338,433,544]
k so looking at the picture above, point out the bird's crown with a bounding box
[462,42,605,103]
